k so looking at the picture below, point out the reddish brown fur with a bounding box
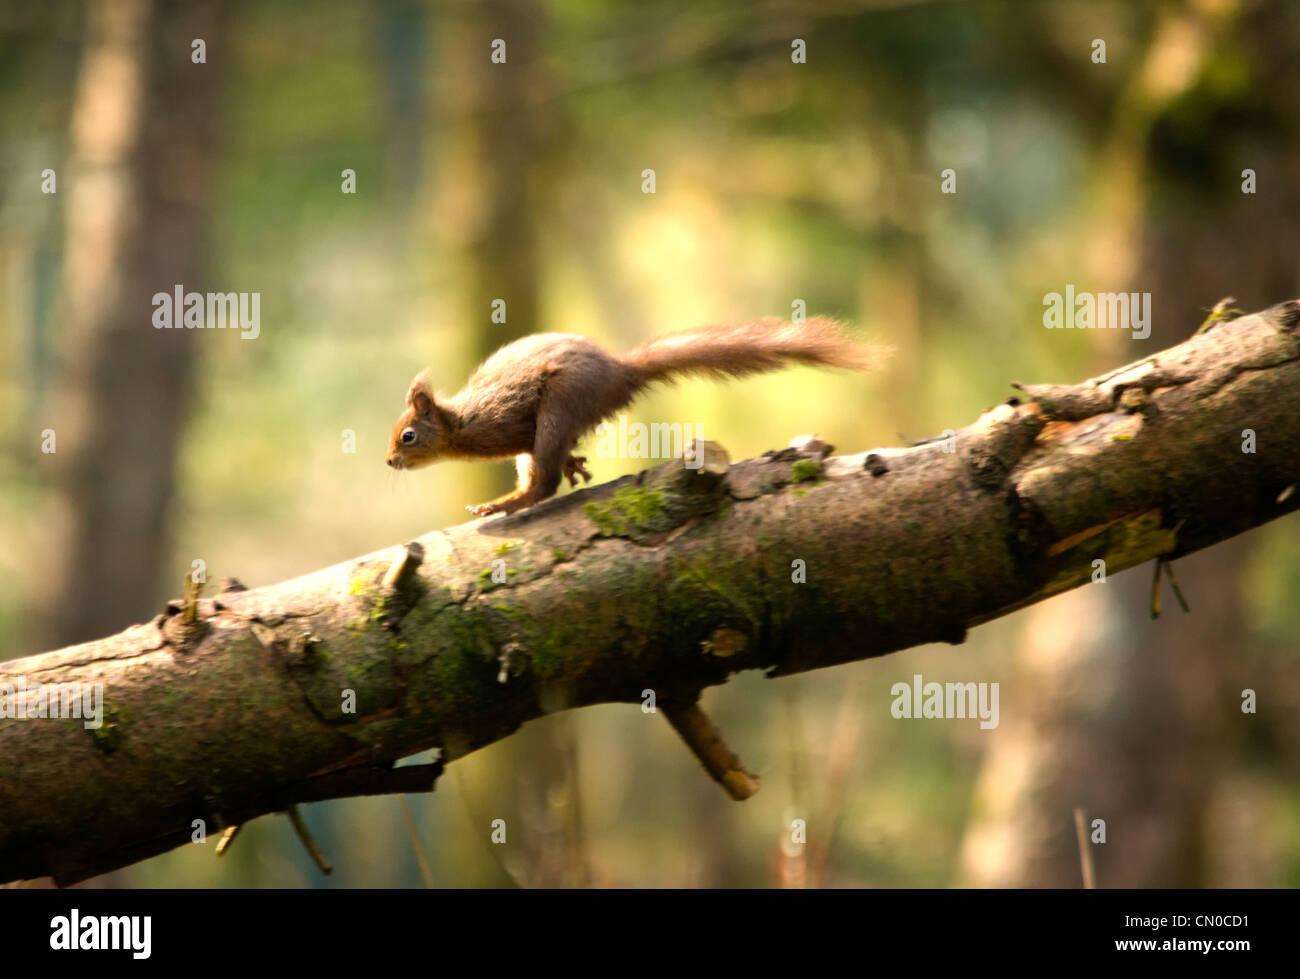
[385,317,886,515]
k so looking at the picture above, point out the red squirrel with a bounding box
[385,317,886,516]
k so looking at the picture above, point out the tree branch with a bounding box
[3,299,1298,885]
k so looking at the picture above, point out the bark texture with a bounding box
[2,300,1298,885]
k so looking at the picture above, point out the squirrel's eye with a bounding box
[401,428,417,445]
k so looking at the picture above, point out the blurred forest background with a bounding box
[1,0,1298,887]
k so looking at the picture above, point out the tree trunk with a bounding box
[38,0,228,650]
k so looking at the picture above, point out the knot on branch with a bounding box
[161,575,212,651]
[583,440,732,543]
[724,434,837,499]
[1268,298,1300,332]
[962,403,1042,490]
[497,640,528,684]
[376,541,427,630]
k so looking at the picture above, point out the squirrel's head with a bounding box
[385,369,448,470]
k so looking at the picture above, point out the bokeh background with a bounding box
[2,0,1298,887]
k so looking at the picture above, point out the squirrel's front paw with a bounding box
[466,502,501,517]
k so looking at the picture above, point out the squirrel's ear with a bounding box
[406,369,436,417]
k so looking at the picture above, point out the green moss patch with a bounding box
[584,487,669,536]
[790,459,823,484]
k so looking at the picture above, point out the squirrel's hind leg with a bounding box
[563,454,592,487]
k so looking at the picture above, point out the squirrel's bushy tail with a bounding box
[617,316,886,386]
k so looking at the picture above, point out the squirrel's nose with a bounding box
[385,455,400,469]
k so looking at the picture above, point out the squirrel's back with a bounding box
[450,333,631,426]
[450,318,884,441]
